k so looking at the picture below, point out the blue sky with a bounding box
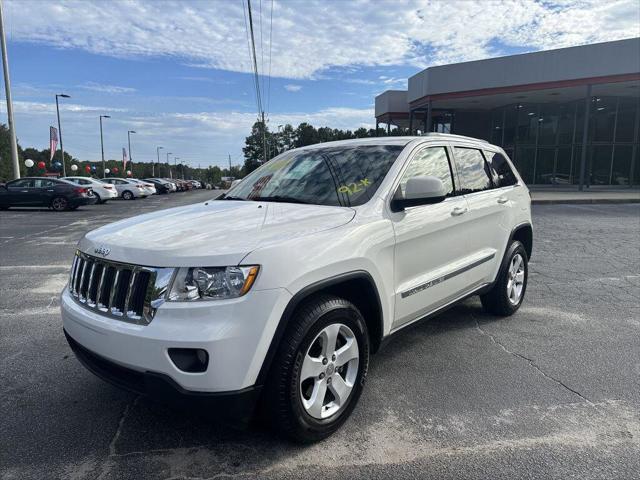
[1,0,638,169]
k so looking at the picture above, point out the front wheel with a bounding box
[264,295,369,443]
[93,192,102,204]
[481,240,528,316]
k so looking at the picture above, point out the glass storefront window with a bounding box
[588,145,613,185]
[535,148,556,184]
[538,105,559,145]
[591,97,616,142]
[517,104,538,144]
[611,146,633,185]
[555,147,574,185]
[615,98,638,142]
[514,146,535,183]
[503,106,517,146]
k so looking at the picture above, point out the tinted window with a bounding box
[9,179,34,188]
[484,151,518,187]
[454,147,493,194]
[33,179,55,187]
[227,145,405,207]
[399,146,454,197]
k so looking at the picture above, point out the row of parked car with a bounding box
[0,176,204,211]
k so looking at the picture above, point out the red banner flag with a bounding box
[49,126,58,162]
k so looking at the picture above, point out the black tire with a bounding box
[481,240,528,316]
[263,294,369,443]
[50,196,69,212]
[93,192,102,204]
[0,205,9,210]
[122,190,134,200]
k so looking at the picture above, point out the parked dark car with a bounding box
[0,177,97,211]
[143,178,172,194]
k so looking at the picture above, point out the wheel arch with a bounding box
[255,271,384,386]
[510,222,533,260]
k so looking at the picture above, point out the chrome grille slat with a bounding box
[68,251,172,325]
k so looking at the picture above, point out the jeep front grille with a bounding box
[68,251,174,325]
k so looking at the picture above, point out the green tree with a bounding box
[243,120,271,174]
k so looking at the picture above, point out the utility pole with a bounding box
[99,115,110,174]
[228,154,232,173]
[173,156,178,180]
[155,146,163,177]
[55,93,70,176]
[127,130,136,174]
[0,0,19,179]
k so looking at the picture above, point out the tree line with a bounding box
[242,121,408,174]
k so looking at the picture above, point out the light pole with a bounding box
[0,1,19,179]
[173,157,179,180]
[166,151,172,177]
[55,94,70,176]
[127,130,136,175]
[155,146,163,176]
[99,115,110,174]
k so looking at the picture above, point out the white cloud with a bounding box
[80,82,136,94]
[284,84,302,92]
[5,0,638,79]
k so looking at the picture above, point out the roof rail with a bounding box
[420,132,490,143]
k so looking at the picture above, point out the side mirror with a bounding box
[390,175,447,212]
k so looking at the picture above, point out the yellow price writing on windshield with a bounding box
[337,178,371,195]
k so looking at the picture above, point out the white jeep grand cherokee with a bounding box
[61,134,532,442]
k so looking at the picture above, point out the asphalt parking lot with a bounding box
[1,193,639,480]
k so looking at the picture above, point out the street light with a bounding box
[173,157,179,180]
[99,115,111,174]
[155,146,163,176]
[55,93,70,176]
[127,130,136,174]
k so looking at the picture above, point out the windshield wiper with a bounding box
[252,195,311,205]
[220,194,245,200]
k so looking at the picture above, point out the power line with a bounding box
[245,0,267,164]
[266,0,274,118]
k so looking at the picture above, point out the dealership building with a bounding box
[375,38,640,187]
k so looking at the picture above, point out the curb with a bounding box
[531,198,640,205]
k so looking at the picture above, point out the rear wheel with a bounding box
[50,196,69,212]
[264,295,369,443]
[93,192,102,204]
[122,190,134,200]
[481,240,528,316]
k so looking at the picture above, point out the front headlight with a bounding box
[168,265,259,301]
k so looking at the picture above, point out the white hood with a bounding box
[78,200,355,267]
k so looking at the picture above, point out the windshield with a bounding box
[225,144,405,207]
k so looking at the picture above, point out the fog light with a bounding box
[168,348,209,373]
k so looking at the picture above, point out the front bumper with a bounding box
[60,285,291,392]
[64,329,262,424]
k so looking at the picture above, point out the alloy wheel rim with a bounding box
[52,198,66,210]
[507,253,525,305]
[300,323,359,420]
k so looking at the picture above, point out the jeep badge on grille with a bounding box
[94,245,111,257]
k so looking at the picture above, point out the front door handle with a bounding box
[497,196,508,204]
[47,189,55,192]
[451,206,468,216]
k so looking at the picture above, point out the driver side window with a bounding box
[398,146,455,197]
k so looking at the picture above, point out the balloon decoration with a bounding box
[112,167,119,174]
[85,165,91,173]
[91,165,97,172]
[37,161,46,169]
[126,170,132,177]
[104,168,110,174]
[71,164,78,172]
[25,159,34,168]
[53,162,62,171]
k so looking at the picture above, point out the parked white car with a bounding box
[62,134,532,442]
[130,179,157,196]
[100,178,147,200]
[63,176,118,204]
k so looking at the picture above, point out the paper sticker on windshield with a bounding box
[337,178,371,195]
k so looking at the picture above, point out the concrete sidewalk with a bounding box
[530,188,640,205]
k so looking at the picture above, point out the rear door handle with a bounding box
[497,196,508,204]
[451,206,468,216]
[47,189,54,192]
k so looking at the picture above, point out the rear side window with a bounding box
[454,147,493,194]
[484,151,518,187]
[33,179,55,187]
[399,146,455,197]
[9,179,33,188]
